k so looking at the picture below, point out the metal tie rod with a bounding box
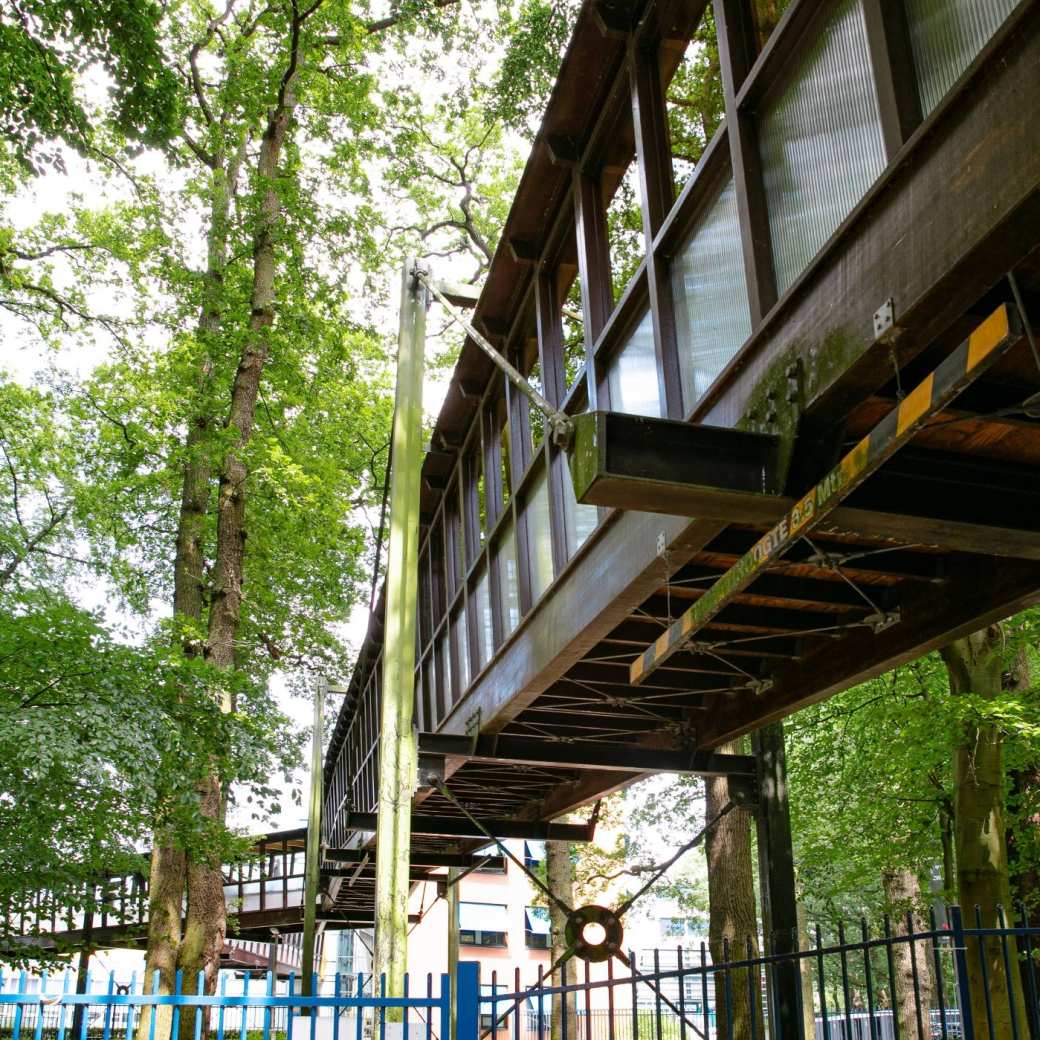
[418,270,574,447]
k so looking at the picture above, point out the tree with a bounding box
[0,0,179,172]
[704,741,762,1040]
[941,626,1031,1040]
[546,840,578,1040]
[0,374,297,965]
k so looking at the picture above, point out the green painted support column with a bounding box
[447,869,460,1040]
[374,258,427,998]
[302,676,326,1004]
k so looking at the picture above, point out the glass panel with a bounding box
[495,519,521,636]
[562,455,598,556]
[905,0,1017,115]
[759,0,886,295]
[496,396,512,506]
[606,161,645,299]
[438,630,452,709]
[524,468,554,601]
[563,275,586,390]
[451,607,469,696]
[666,12,724,190]
[525,906,551,934]
[472,566,493,669]
[528,358,545,448]
[606,310,662,417]
[671,176,752,408]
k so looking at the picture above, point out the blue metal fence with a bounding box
[0,964,479,1040]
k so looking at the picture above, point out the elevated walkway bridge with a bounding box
[321,0,1040,925]
[8,0,1040,961]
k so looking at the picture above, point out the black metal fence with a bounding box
[481,904,1040,1040]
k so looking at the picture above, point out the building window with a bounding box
[659,916,700,940]
[459,901,509,947]
[524,840,546,869]
[525,906,551,950]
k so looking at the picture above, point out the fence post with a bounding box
[455,963,480,1040]
[950,905,977,1040]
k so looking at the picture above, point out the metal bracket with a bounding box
[729,774,759,809]
[745,677,774,695]
[873,297,895,340]
[865,609,901,634]
[464,708,482,755]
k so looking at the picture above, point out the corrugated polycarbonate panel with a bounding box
[563,459,598,556]
[472,566,493,669]
[525,468,554,601]
[495,519,520,635]
[606,309,662,417]
[670,176,751,409]
[906,0,1018,114]
[451,607,469,694]
[760,0,886,295]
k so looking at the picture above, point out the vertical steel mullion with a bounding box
[712,0,778,327]
[534,271,571,572]
[629,40,682,419]
[861,0,923,160]
[572,170,613,410]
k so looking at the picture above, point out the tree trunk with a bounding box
[705,739,763,1040]
[941,627,1029,1040]
[179,82,298,998]
[546,841,578,1040]
[751,0,784,49]
[141,138,244,1040]
[882,868,934,1040]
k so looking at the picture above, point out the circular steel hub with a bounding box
[564,904,624,962]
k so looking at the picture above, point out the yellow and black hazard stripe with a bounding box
[630,302,1021,686]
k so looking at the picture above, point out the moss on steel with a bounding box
[567,411,604,504]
